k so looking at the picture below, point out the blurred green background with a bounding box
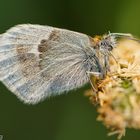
[0,0,140,140]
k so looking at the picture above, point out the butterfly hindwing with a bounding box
[0,24,95,104]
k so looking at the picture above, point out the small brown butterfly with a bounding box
[0,24,137,104]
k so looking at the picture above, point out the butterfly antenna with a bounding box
[109,33,140,43]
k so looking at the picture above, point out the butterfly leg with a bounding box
[104,55,110,75]
[86,71,102,92]
[86,71,101,104]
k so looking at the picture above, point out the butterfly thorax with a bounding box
[88,34,117,79]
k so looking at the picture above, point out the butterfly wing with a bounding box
[0,24,96,104]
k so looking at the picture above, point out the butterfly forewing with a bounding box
[0,24,96,104]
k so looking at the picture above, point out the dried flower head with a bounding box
[85,39,140,139]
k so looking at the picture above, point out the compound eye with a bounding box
[108,45,113,51]
[99,41,104,46]
[100,42,103,46]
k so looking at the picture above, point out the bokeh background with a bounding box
[0,0,140,140]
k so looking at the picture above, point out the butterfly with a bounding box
[0,24,136,104]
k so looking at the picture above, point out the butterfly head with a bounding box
[92,32,136,53]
